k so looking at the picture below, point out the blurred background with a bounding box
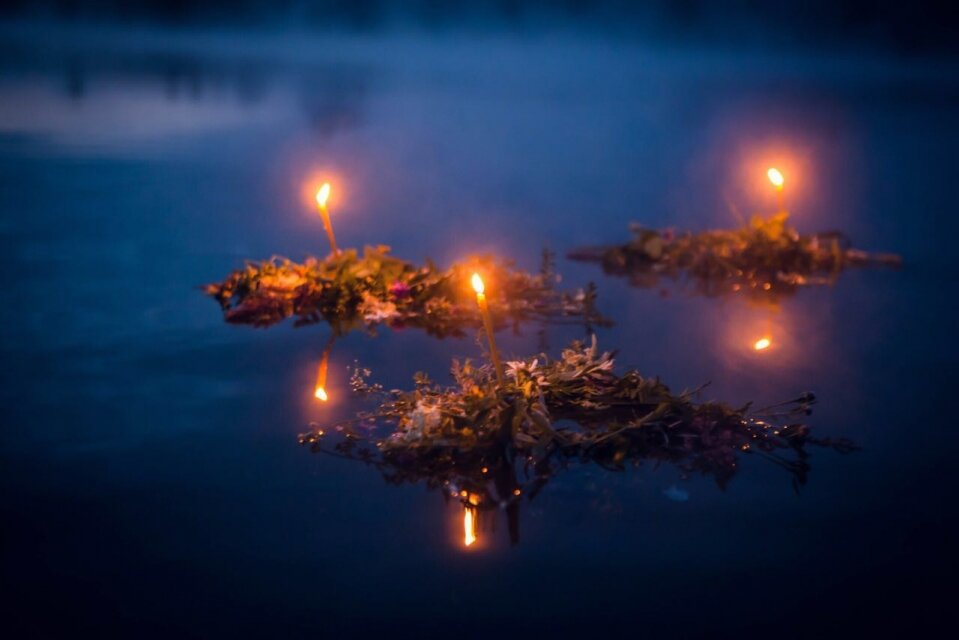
[3,0,959,53]
[2,2,957,638]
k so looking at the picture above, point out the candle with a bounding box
[471,273,506,387]
[314,182,338,255]
[313,335,335,402]
[766,167,785,213]
[753,337,771,351]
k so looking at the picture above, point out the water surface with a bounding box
[2,24,957,637]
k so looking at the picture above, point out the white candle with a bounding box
[471,273,506,387]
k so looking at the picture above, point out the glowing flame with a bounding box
[314,386,328,401]
[315,182,331,208]
[754,337,772,351]
[463,507,477,547]
[767,168,784,189]
[471,273,485,295]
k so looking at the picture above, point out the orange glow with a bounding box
[767,167,784,189]
[313,336,334,402]
[463,507,477,547]
[471,273,485,296]
[754,337,772,351]
[315,182,331,208]
[300,171,348,214]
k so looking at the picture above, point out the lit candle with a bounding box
[471,273,506,387]
[463,506,477,547]
[315,182,338,255]
[767,167,785,213]
[753,337,771,351]
[313,336,335,402]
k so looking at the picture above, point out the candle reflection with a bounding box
[463,507,477,547]
[313,335,336,402]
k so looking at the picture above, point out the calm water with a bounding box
[2,23,958,637]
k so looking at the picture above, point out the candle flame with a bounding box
[767,167,784,189]
[471,273,485,295]
[315,182,331,208]
[754,337,772,351]
[463,507,477,547]
[314,386,328,401]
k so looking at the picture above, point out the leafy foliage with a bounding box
[205,245,608,337]
[300,337,856,543]
[568,214,902,301]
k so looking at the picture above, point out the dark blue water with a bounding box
[2,23,958,637]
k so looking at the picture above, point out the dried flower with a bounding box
[569,218,901,302]
[358,292,398,323]
[301,338,855,492]
[389,281,412,300]
[205,245,611,337]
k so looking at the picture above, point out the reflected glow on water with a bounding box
[463,506,477,547]
[313,336,334,402]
